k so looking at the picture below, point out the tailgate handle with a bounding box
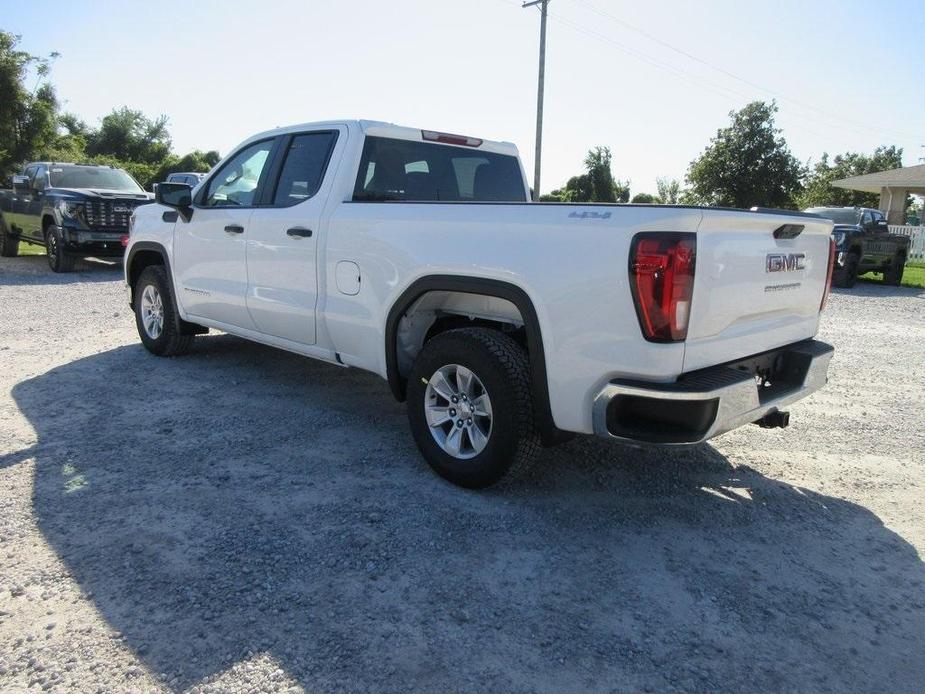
[287,227,313,238]
[224,224,245,234]
[773,224,804,239]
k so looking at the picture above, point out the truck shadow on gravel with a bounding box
[0,255,122,285]
[11,336,925,692]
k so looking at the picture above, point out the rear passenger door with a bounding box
[24,166,48,239]
[244,129,341,345]
[859,210,877,267]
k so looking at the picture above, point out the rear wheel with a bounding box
[45,225,75,273]
[407,328,540,489]
[883,255,905,286]
[134,265,193,356]
[0,220,19,257]
[832,252,858,288]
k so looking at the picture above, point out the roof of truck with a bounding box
[240,120,521,157]
[25,162,114,168]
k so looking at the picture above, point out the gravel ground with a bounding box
[1,253,923,693]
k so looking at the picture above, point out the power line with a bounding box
[500,0,912,145]
[568,0,924,141]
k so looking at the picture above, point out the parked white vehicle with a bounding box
[125,120,836,488]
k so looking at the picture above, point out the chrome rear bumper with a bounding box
[592,340,834,446]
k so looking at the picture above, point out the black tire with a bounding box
[883,255,905,286]
[406,327,540,489]
[832,252,858,288]
[133,265,194,356]
[45,225,76,273]
[0,219,19,257]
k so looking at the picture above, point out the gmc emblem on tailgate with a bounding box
[766,253,805,273]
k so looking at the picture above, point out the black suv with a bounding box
[0,162,152,272]
[805,207,911,288]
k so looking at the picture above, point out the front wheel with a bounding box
[0,220,19,257]
[134,265,193,356]
[832,253,858,288]
[406,328,540,489]
[46,226,75,273]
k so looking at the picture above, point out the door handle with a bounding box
[224,224,244,234]
[286,227,313,238]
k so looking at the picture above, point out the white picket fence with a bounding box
[889,225,925,262]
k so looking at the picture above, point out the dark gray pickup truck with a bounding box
[805,206,911,288]
[0,162,152,272]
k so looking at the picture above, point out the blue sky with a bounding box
[5,0,924,195]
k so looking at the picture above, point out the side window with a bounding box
[871,211,884,223]
[23,166,38,187]
[272,132,337,206]
[32,166,48,190]
[862,211,872,226]
[202,140,274,208]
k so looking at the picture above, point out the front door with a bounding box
[173,138,276,330]
[245,130,340,345]
[10,165,44,241]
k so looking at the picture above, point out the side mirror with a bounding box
[155,182,193,208]
[155,182,194,222]
[12,175,29,192]
[876,220,888,231]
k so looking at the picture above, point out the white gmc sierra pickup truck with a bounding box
[125,120,835,488]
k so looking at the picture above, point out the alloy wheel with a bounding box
[424,364,493,459]
[140,284,165,340]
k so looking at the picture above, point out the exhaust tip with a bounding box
[754,410,790,429]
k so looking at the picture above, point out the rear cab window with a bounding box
[353,136,526,202]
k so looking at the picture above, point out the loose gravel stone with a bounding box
[1,255,924,693]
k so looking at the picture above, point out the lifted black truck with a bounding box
[0,162,152,272]
[805,206,911,288]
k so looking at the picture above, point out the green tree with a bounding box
[686,101,803,209]
[0,31,61,182]
[656,177,681,205]
[541,146,630,203]
[583,146,619,202]
[85,107,172,165]
[631,192,658,204]
[797,146,904,209]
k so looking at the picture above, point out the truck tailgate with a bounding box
[683,210,833,372]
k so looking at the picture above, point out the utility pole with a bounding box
[523,0,549,199]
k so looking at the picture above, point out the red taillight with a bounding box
[120,235,129,248]
[820,237,836,311]
[421,130,483,147]
[629,233,696,342]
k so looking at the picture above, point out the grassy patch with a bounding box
[17,241,44,256]
[859,262,925,289]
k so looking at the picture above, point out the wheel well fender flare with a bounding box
[126,241,176,309]
[385,275,554,435]
[41,214,57,235]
